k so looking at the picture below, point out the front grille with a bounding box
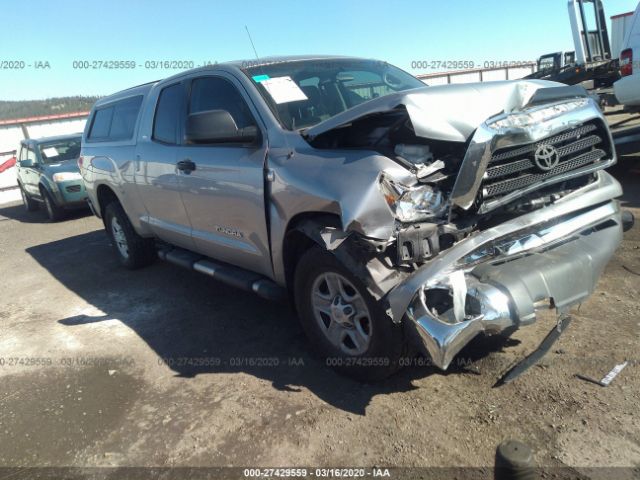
[480,120,610,203]
[65,185,81,193]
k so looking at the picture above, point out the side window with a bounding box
[89,107,114,139]
[110,96,143,139]
[18,146,26,161]
[189,77,256,130]
[153,83,183,144]
[88,96,142,141]
[26,147,37,163]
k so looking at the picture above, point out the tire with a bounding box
[104,201,156,269]
[19,184,38,212]
[294,245,404,382]
[42,188,64,222]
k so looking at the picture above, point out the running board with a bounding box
[157,246,286,302]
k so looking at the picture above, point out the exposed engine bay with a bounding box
[304,84,613,268]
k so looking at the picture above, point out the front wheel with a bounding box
[294,246,404,381]
[42,189,64,221]
[104,202,156,269]
[19,184,38,212]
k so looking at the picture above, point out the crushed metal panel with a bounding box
[293,221,408,302]
[306,80,572,143]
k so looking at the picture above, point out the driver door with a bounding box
[175,73,272,277]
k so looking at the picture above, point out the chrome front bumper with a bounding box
[387,171,623,370]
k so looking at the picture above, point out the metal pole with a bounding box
[20,123,29,140]
[578,0,593,62]
[594,0,612,59]
[592,0,606,58]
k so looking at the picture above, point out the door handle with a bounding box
[176,159,196,173]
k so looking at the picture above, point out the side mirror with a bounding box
[19,159,35,168]
[185,109,259,144]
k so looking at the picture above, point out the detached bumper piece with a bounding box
[495,315,572,387]
[388,172,624,371]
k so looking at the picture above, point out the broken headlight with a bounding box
[379,175,446,222]
[488,99,589,130]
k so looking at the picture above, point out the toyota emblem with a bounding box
[534,145,560,171]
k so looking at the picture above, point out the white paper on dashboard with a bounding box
[42,147,59,158]
[260,76,308,104]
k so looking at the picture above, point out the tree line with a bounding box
[0,96,101,121]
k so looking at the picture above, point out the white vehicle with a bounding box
[614,3,640,106]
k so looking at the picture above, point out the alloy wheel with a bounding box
[111,217,129,259]
[310,272,372,355]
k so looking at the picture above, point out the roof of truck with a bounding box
[224,54,356,68]
[93,81,157,108]
[93,55,377,107]
[156,54,365,82]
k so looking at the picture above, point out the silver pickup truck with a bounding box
[80,56,631,381]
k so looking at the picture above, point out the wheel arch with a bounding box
[38,179,56,201]
[93,182,153,237]
[95,183,122,220]
[281,212,343,295]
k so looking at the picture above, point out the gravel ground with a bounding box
[0,158,638,479]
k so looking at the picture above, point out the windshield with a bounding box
[38,137,82,164]
[244,59,426,130]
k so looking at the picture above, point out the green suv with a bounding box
[16,134,87,221]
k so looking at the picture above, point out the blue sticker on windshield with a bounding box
[252,74,270,83]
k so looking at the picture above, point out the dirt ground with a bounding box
[0,157,638,479]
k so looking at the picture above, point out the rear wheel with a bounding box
[19,184,38,212]
[104,201,156,269]
[42,189,64,222]
[294,246,404,381]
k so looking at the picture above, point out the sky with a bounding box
[1,0,639,100]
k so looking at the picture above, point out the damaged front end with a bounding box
[386,97,622,370]
[304,84,623,370]
[391,181,622,369]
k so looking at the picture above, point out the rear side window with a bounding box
[153,83,183,144]
[110,97,142,139]
[90,107,113,139]
[88,95,143,141]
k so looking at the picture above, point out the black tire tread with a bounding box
[294,245,404,382]
[42,188,64,222]
[19,184,38,212]
[104,201,156,269]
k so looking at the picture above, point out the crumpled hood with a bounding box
[306,79,582,143]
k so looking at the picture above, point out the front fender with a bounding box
[267,143,413,285]
[38,177,60,203]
